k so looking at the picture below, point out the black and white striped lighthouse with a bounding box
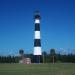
[33,11,42,63]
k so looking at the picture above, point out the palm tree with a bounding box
[50,48,56,64]
[19,49,24,59]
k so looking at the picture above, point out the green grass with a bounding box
[0,63,75,75]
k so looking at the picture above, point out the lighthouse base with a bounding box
[34,55,41,63]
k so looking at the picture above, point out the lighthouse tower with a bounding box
[33,11,42,63]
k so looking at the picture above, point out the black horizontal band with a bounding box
[34,39,41,46]
[35,24,40,31]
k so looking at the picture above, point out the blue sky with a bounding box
[0,0,75,55]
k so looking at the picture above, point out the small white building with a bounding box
[19,58,31,64]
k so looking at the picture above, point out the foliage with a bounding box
[0,56,19,63]
[0,53,75,63]
[50,49,56,63]
[19,49,24,55]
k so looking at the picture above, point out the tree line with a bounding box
[0,56,19,63]
[0,49,75,63]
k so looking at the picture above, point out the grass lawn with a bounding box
[0,63,75,75]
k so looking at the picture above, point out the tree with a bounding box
[50,48,56,64]
[19,49,24,59]
[42,51,49,63]
[19,49,24,55]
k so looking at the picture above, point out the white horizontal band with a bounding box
[33,47,42,55]
[35,19,40,23]
[34,31,40,39]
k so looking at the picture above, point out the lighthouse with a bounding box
[33,11,42,63]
